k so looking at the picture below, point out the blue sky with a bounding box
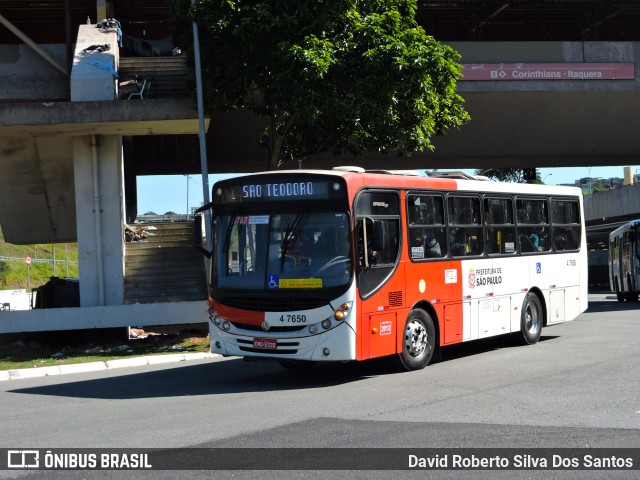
[136,165,638,215]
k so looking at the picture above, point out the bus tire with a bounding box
[398,309,435,371]
[517,292,543,345]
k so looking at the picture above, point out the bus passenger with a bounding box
[529,231,540,249]
[450,229,466,256]
[553,229,568,250]
[290,229,313,257]
[537,227,548,250]
[424,229,442,257]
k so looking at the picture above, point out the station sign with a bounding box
[461,63,635,81]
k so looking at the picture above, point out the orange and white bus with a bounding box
[195,167,587,370]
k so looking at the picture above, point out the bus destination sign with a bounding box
[216,179,343,203]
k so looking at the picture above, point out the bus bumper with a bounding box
[209,321,356,362]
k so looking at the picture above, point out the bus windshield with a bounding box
[213,210,352,290]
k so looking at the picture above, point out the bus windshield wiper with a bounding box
[279,208,308,272]
[222,212,238,255]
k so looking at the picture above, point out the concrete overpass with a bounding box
[3,37,639,244]
[205,41,640,173]
[585,181,640,248]
[0,24,210,334]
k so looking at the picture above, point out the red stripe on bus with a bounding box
[212,300,265,324]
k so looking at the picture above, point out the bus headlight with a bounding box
[334,302,351,320]
[222,321,231,331]
[213,315,223,326]
[308,325,318,334]
[321,319,332,330]
[208,306,216,317]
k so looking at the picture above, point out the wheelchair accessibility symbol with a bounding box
[268,275,279,289]
[536,262,542,274]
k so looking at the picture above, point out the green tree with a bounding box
[475,168,541,184]
[592,179,608,193]
[171,0,469,170]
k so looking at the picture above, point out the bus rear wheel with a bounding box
[398,309,435,371]
[516,292,543,345]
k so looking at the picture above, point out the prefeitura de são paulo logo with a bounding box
[468,268,475,289]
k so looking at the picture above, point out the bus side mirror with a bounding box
[193,207,212,258]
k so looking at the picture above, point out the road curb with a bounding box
[0,352,217,381]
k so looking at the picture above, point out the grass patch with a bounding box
[0,329,209,371]
[0,227,79,291]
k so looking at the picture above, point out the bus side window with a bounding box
[372,220,384,252]
[407,194,446,259]
[550,199,581,251]
[485,197,515,255]
[356,218,399,267]
[370,219,398,264]
[448,195,482,257]
[517,198,550,254]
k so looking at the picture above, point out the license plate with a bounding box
[253,338,277,350]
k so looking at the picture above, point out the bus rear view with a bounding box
[609,219,640,302]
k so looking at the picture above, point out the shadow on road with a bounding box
[8,331,563,400]
[8,358,383,399]
[17,296,634,401]
[586,296,640,313]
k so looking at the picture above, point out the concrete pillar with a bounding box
[73,135,125,307]
[70,23,124,307]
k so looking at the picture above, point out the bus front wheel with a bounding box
[398,309,436,371]
[516,292,543,345]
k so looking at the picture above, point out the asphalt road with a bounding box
[1,294,639,480]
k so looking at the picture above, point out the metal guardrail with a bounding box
[135,214,192,223]
[0,255,77,265]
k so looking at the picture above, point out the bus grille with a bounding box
[216,296,327,312]
[389,290,403,307]
[231,322,306,333]
[237,338,299,355]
